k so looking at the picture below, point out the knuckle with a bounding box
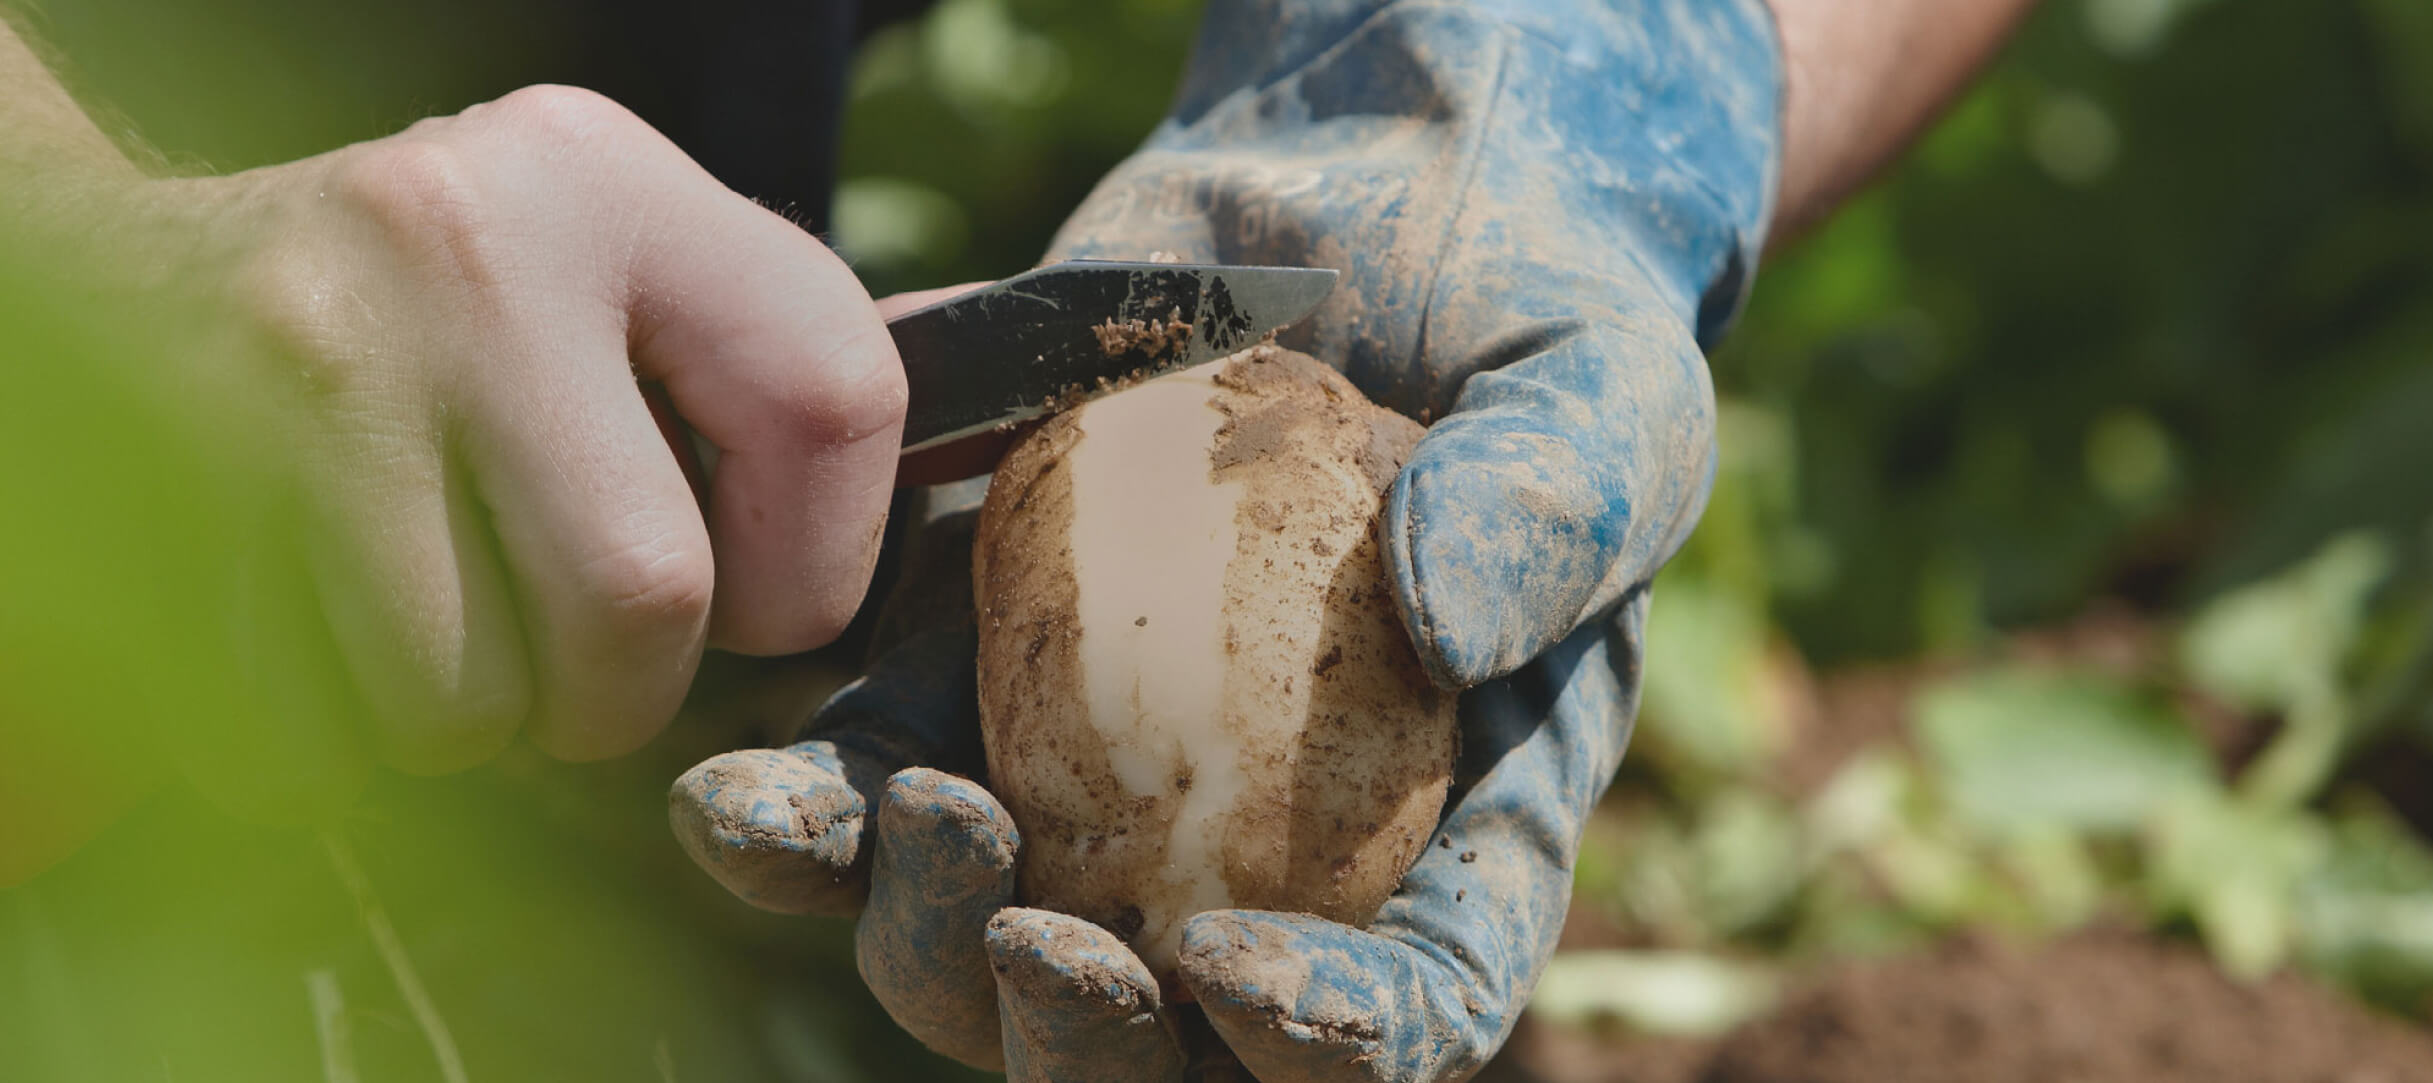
[487,84,642,144]
[783,321,910,450]
[576,528,717,636]
[230,243,377,405]
[327,138,501,288]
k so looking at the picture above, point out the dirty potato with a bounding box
[972,344,1458,981]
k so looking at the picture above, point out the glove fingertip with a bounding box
[667,745,865,915]
[855,769,1019,1072]
[875,766,1019,872]
[988,908,1186,1082]
[1178,911,1389,1083]
[985,907,1161,1013]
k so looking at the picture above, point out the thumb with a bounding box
[1385,318,1716,688]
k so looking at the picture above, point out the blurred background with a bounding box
[4,0,2432,1079]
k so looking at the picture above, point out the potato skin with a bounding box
[973,345,1457,981]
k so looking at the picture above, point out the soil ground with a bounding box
[1486,603,2433,1083]
[1485,930,2433,1083]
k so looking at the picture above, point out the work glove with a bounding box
[671,0,1780,1078]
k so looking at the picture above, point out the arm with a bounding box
[0,19,136,181]
[0,18,187,290]
[1771,0,2043,236]
[0,18,167,888]
[0,16,907,874]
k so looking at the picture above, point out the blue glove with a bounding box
[672,0,1779,1077]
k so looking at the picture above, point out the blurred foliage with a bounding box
[1564,0,2433,1034]
[1547,0,2433,1031]
[10,0,2433,1077]
[829,0,1204,294]
[1709,0,2433,662]
[0,223,934,1079]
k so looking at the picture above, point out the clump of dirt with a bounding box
[1493,931,2433,1083]
[1091,306,1193,362]
[1007,309,1202,425]
[1209,345,1414,493]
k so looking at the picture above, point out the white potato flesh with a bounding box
[1066,365,1253,944]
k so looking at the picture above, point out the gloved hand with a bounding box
[671,0,1780,1078]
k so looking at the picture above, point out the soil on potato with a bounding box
[1487,930,2433,1083]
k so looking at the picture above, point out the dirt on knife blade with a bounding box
[1010,307,1196,423]
[1090,306,1194,363]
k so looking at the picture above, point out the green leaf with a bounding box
[2297,889,2433,1011]
[1640,576,1785,779]
[2146,791,2327,979]
[2181,532,2391,714]
[1867,825,1989,925]
[1805,749,1914,858]
[1914,667,2216,835]
[1690,790,1805,937]
[2293,800,2433,1010]
[1991,827,2105,931]
[1530,951,1780,1037]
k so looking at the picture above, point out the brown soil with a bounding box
[1090,308,1193,362]
[1504,605,2427,1083]
[1488,930,2433,1083]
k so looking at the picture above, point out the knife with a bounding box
[889,259,1339,453]
[652,260,1338,487]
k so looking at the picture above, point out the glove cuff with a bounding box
[1163,0,1783,345]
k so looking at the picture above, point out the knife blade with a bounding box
[889,260,1339,453]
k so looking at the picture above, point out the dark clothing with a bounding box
[42,0,933,231]
[530,0,931,231]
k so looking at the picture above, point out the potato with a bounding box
[973,344,1458,982]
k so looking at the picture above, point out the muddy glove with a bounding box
[671,0,1779,1078]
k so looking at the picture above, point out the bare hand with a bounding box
[192,86,905,773]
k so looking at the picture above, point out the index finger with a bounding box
[876,282,1033,486]
[631,196,908,657]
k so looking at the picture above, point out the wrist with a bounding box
[1762,0,2038,241]
[6,161,286,316]
[3,159,306,450]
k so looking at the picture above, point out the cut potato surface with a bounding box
[974,345,1457,981]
